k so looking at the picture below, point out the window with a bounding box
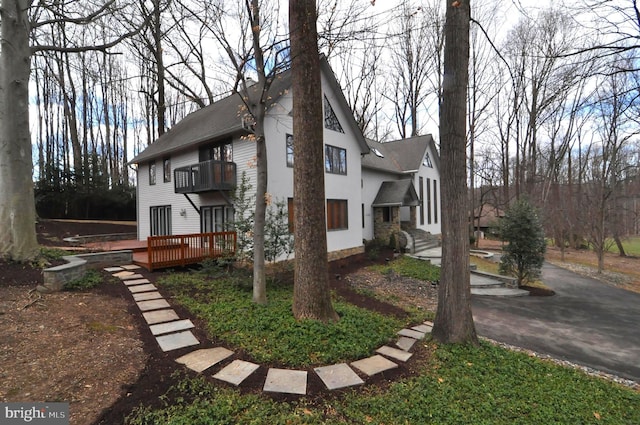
[325,145,347,175]
[419,177,424,225]
[150,205,171,236]
[199,138,233,162]
[286,133,294,167]
[149,161,156,185]
[324,95,344,133]
[423,152,433,168]
[201,206,234,232]
[163,157,171,183]
[433,179,438,224]
[427,178,432,224]
[327,199,348,230]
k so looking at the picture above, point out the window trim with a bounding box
[427,178,432,225]
[163,157,171,183]
[150,205,171,236]
[325,144,347,175]
[433,179,438,224]
[423,152,433,168]
[327,199,348,230]
[286,133,294,168]
[149,161,156,185]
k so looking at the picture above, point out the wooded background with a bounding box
[21,0,640,245]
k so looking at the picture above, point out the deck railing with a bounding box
[147,231,237,271]
[174,160,236,193]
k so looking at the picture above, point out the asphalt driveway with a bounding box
[471,262,640,382]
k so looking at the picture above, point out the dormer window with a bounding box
[423,152,433,168]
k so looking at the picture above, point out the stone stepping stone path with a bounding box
[125,278,150,286]
[176,347,234,373]
[156,330,200,352]
[395,336,417,351]
[150,319,195,336]
[315,363,364,390]
[129,283,158,293]
[264,369,307,395]
[214,360,260,386]
[142,309,180,325]
[376,345,413,362]
[397,328,426,340]
[106,264,435,395]
[132,291,163,301]
[137,298,171,312]
[351,355,398,376]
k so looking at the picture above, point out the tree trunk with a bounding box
[613,234,627,257]
[290,0,338,322]
[252,122,268,305]
[432,0,478,344]
[247,0,268,305]
[0,0,40,261]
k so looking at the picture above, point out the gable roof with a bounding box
[372,179,420,207]
[362,134,439,175]
[130,56,368,164]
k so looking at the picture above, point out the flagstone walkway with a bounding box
[105,264,433,395]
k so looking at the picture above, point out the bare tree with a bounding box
[583,56,639,271]
[385,1,443,138]
[0,0,39,261]
[431,0,478,345]
[187,0,288,304]
[1,0,145,260]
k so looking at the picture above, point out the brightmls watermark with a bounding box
[1,403,68,424]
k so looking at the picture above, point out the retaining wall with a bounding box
[40,250,133,293]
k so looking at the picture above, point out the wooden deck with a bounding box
[99,232,237,271]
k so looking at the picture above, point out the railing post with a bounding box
[147,237,153,272]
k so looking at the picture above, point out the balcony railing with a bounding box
[174,160,236,193]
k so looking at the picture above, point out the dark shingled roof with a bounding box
[372,179,420,207]
[130,56,368,165]
[362,134,439,175]
[130,70,292,164]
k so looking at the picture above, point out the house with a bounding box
[130,57,441,263]
[471,204,505,238]
[362,135,441,248]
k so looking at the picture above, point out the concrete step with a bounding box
[471,287,529,297]
[470,275,506,289]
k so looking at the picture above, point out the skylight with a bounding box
[372,148,384,158]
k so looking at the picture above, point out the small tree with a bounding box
[499,199,546,286]
[230,172,255,263]
[264,198,294,263]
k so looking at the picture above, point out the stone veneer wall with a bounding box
[373,207,401,244]
[327,246,365,262]
[40,250,133,293]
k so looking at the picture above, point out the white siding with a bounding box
[413,142,441,235]
[136,140,257,240]
[135,67,443,258]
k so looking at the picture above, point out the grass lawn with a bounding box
[125,258,640,424]
[608,236,640,256]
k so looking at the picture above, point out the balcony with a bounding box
[174,160,236,193]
